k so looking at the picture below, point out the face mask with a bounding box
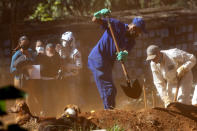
[36,47,44,54]
[20,45,29,50]
[62,41,67,47]
[62,40,73,48]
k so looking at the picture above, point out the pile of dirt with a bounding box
[3,102,197,130]
[79,102,197,130]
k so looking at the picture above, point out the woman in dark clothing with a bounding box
[41,43,61,78]
[40,43,62,116]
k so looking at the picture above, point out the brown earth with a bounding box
[2,102,197,130]
[78,102,197,131]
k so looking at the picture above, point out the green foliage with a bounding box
[0,85,27,117]
[0,85,27,114]
[29,2,53,21]
[2,0,197,22]
[0,85,27,100]
[107,124,125,131]
[28,0,197,21]
[0,100,6,112]
[0,100,6,116]
[29,0,111,21]
[0,85,27,130]
[29,0,65,21]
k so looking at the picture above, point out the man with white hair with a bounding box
[146,45,196,107]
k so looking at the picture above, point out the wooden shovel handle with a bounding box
[143,84,147,109]
[174,78,181,102]
[107,18,130,83]
[174,81,180,102]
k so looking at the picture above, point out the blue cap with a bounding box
[132,17,147,33]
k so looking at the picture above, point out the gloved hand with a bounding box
[94,8,111,19]
[177,65,186,79]
[117,50,128,62]
[163,95,171,108]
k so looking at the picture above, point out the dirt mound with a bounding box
[79,102,197,130]
[3,102,197,130]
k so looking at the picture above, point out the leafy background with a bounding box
[1,0,197,22]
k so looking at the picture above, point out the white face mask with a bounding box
[36,47,44,54]
[62,39,74,48]
[62,41,67,47]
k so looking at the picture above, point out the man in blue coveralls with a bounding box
[88,8,147,109]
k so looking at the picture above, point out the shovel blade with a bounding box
[120,79,142,99]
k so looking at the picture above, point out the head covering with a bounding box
[146,45,160,61]
[61,31,74,41]
[61,31,76,48]
[132,17,147,33]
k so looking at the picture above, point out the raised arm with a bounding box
[92,16,103,25]
[92,8,111,25]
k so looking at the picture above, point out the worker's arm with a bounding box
[172,49,196,78]
[151,62,172,107]
[92,16,103,25]
[150,62,167,96]
[10,51,20,74]
[181,52,196,72]
[74,50,82,69]
[92,8,111,26]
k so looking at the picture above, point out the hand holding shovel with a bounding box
[106,15,142,99]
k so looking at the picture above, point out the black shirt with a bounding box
[37,53,61,77]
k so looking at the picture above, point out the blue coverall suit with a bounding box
[88,18,136,109]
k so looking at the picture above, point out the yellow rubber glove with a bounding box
[177,65,186,79]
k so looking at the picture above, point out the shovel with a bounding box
[174,78,181,102]
[107,18,142,99]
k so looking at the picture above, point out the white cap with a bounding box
[61,31,74,41]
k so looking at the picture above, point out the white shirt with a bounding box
[151,48,196,89]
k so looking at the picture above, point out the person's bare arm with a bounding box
[92,16,103,25]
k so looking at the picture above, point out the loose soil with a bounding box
[78,102,197,130]
[2,102,197,131]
